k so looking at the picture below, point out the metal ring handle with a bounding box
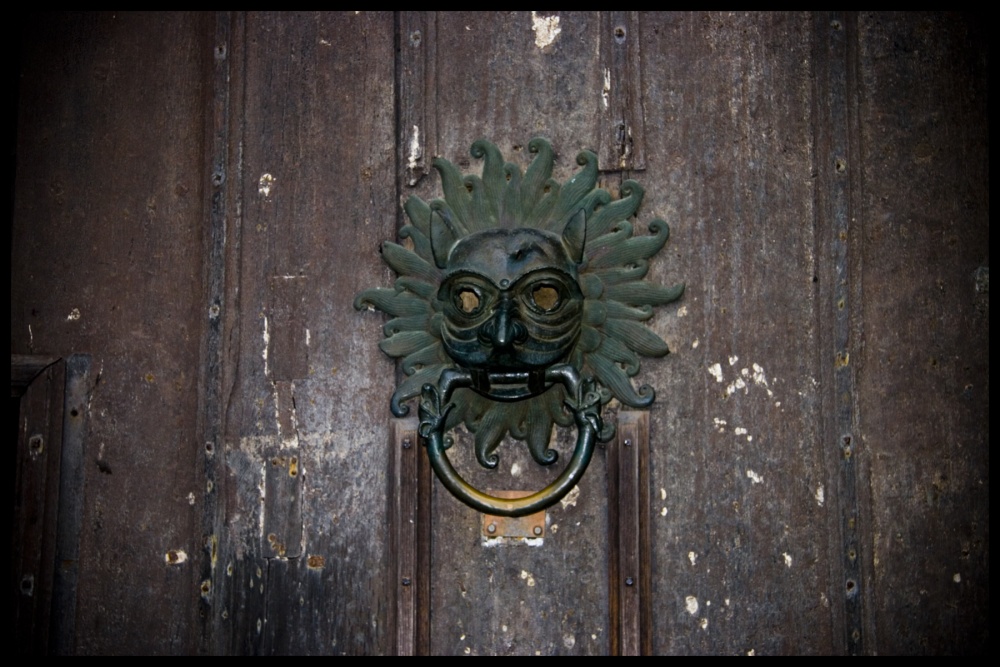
[418,365,606,517]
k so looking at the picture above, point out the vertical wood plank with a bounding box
[855,12,989,654]
[13,13,213,653]
[13,359,65,655]
[599,11,646,171]
[608,411,651,655]
[811,12,869,654]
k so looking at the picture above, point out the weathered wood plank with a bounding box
[640,13,834,654]
[13,360,66,655]
[855,12,988,655]
[226,11,397,654]
[426,12,610,655]
[12,13,212,654]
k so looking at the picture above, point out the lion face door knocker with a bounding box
[355,138,683,517]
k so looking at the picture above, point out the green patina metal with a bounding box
[355,138,683,516]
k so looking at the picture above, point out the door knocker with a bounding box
[355,138,683,516]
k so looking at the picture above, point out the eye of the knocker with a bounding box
[355,138,683,517]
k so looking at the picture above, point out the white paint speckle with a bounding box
[685,596,699,615]
[815,485,825,507]
[562,633,576,649]
[725,598,730,606]
[187,492,196,506]
[520,570,536,587]
[747,649,756,656]
[550,523,559,534]
[319,38,331,46]
[510,461,522,477]
[746,469,763,485]
[530,11,561,49]
[783,552,793,568]
[953,573,961,583]
[464,647,471,655]
[728,355,739,366]
[725,377,747,397]
[501,625,508,633]
[660,507,668,516]
[677,305,688,317]
[602,67,611,109]
[305,328,310,347]
[734,427,747,436]
[258,173,275,198]
[746,435,753,442]
[165,549,188,565]
[708,363,723,383]
[692,338,700,349]
[262,316,270,377]
[688,551,698,566]
[752,363,774,396]
[660,488,667,500]
[560,484,581,509]
[67,308,81,321]
[406,125,422,184]
[699,618,708,631]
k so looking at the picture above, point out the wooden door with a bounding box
[11,12,988,655]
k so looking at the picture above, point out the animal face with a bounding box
[437,227,584,375]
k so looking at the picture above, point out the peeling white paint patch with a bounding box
[692,338,700,349]
[677,305,688,317]
[258,459,267,538]
[699,618,708,631]
[602,67,611,110]
[685,596,699,615]
[814,484,825,507]
[953,573,961,583]
[407,125,421,172]
[783,552,793,568]
[560,484,581,509]
[67,308,81,321]
[262,316,270,377]
[708,363,723,383]
[258,173,275,198]
[688,551,697,566]
[746,469,763,485]
[520,570,536,587]
[734,427,747,436]
[728,355,739,366]
[483,535,544,548]
[747,649,756,656]
[751,363,774,396]
[725,377,747,397]
[530,11,561,49]
[165,549,188,565]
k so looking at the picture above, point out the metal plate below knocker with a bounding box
[355,137,683,517]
